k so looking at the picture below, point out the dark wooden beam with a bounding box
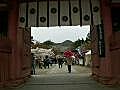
[19,0,75,3]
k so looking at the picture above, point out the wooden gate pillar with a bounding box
[100,0,113,76]
[92,0,113,85]
[8,0,21,83]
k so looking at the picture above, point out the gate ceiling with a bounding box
[19,0,101,27]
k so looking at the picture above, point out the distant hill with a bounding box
[59,40,73,46]
[35,40,74,52]
[52,40,73,52]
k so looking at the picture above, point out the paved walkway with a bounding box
[35,64,91,75]
[1,64,120,90]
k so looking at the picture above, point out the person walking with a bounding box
[31,53,36,75]
[44,55,50,69]
[57,56,64,68]
[66,56,73,73]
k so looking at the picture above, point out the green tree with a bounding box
[52,47,61,55]
[81,38,85,44]
[42,40,55,49]
[84,33,91,50]
[43,40,55,45]
[85,33,91,43]
[72,39,82,49]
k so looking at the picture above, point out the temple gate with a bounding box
[0,0,120,87]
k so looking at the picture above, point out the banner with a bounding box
[71,0,80,26]
[97,24,105,57]
[28,2,37,27]
[49,1,58,26]
[91,0,101,25]
[39,1,47,27]
[81,0,91,25]
[19,3,26,27]
[19,0,103,27]
[60,0,69,26]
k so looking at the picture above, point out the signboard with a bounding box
[97,24,105,57]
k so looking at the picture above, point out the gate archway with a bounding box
[0,0,120,87]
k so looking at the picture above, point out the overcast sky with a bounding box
[31,25,90,43]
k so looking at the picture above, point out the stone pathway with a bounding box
[35,64,91,75]
[1,64,120,90]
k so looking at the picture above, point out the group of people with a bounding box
[57,56,64,68]
[41,55,64,69]
[43,55,53,69]
[56,55,73,73]
[31,53,74,74]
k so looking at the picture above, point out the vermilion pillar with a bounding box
[100,0,113,76]
[95,0,113,84]
[8,0,19,80]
